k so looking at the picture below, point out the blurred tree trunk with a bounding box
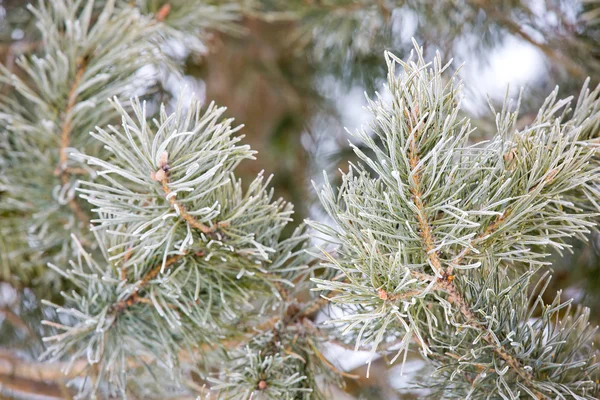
[194,17,315,227]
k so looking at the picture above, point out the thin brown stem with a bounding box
[0,308,32,336]
[0,349,86,382]
[272,280,291,302]
[0,374,68,400]
[406,106,444,277]
[301,295,331,316]
[110,253,186,314]
[159,178,222,234]
[388,287,435,302]
[408,153,444,276]
[55,55,90,226]
[403,106,545,397]
[306,338,359,379]
[439,280,545,397]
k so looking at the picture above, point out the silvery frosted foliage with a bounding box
[210,350,312,400]
[0,0,244,295]
[311,42,600,397]
[209,312,342,400]
[0,0,164,292]
[41,96,313,398]
[78,96,300,273]
[0,0,155,293]
[425,267,599,399]
[41,232,206,398]
[134,0,245,53]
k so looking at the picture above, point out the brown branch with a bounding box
[63,167,91,176]
[0,374,68,400]
[439,280,545,397]
[55,55,91,226]
[445,351,497,374]
[402,106,545,397]
[0,333,250,393]
[406,107,444,277]
[0,308,32,336]
[387,287,434,302]
[159,179,216,234]
[447,166,559,275]
[306,338,359,379]
[272,280,291,302]
[0,349,87,382]
[110,253,186,314]
[301,295,331,316]
[153,155,228,235]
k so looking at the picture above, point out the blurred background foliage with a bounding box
[0,0,599,398]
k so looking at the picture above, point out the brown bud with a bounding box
[378,288,388,301]
[503,149,516,163]
[155,4,171,22]
[153,168,167,182]
[257,380,267,390]
[158,151,169,168]
[545,168,559,183]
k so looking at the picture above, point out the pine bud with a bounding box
[155,4,171,22]
[159,151,169,168]
[153,168,167,182]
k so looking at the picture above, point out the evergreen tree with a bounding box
[1,1,600,399]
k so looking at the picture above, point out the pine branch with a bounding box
[156,168,226,235]
[55,54,91,226]
[110,253,186,314]
[402,75,543,395]
[311,41,600,397]
[438,280,537,387]
[406,104,445,278]
[37,91,315,397]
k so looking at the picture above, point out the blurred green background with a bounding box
[1,0,599,398]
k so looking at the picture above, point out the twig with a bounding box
[306,338,359,379]
[153,153,228,235]
[159,179,216,234]
[110,253,186,314]
[0,374,67,400]
[0,349,86,382]
[403,105,546,398]
[272,280,291,302]
[301,295,331,316]
[406,105,444,277]
[55,54,90,226]
[438,279,546,398]
[0,308,32,336]
[387,287,434,302]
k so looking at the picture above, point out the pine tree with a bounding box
[311,43,600,398]
[1,1,600,399]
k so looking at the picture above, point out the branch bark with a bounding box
[110,253,186,314]
[55,55,91,226]
[406,107,444,277]
[403,106,546,398]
